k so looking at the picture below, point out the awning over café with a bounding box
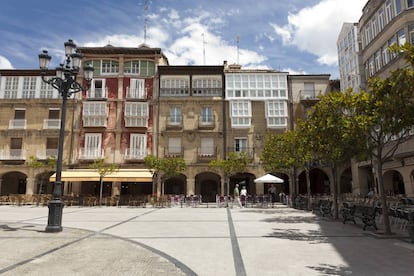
[49,169,153,182]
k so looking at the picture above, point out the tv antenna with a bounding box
[202,33,206,65]
[236,35,240,64]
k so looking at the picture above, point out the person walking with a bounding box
[268,184,277,203]
[233,184,242,208]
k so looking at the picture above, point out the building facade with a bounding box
[337,22,365,92]
[348,0,414,197]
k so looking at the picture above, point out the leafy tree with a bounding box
[354,44,414,234]
[209,151,250,195]
[144,155,186,195]
[88,158,119,205]
[26,156,57,194]
[304,90,367,218]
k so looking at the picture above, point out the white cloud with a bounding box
[0,56,13,69]
[271,0,365,66]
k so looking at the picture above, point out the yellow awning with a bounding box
[49,169,153,182]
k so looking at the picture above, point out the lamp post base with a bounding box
[45,199,64,233]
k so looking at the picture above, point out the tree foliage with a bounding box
[144,155,186,178]
[208,151,250,177]
[26,156,57,171]
[88,158,120,178]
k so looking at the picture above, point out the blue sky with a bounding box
[0,0,365,78]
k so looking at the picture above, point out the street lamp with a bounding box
[39,39,93,233]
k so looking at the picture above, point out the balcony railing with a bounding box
[124,148,146,160]
[299,90,322,100]
[164,147,184,158]
[192,88,222,97]
[86,88,108,100]
[43,119,61,129]
[198,115,215,129]
[226,147,254,159]
[36,149,58,159]
[160,88,189,97]
[78,148,103,160]
[125,116,148,127]
[0,149,26,160]
[126,87,147,100]
[197,147,217,162]
[83,116,107,127]
[8,119,26,129]
[166,116,183,129]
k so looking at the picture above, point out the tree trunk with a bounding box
[376,160,392,235]
[99,175,103,206]
[306,167,311,210]
[331,165,339,219]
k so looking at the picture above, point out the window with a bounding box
[398,29,406,46]
[266,100,287,128]
[4,77,18,98]
[371,17,378,38]
[82,133,102,159]
[201,107,213,124]
[375,50,382,71]
[124,61,140,75]
[82,102,107,127]
[127,134,146,159]
[378,8,385,31]
[10,138,23,159]
[124,102,148,127]
[230,100,251,128]
[365,24,372,45]
[382,43,389,65]
[303,82,315,99]
[168,137,182,155]
[46,138,58,157]
[22,77,36,98]
[408,0,414,8]
[9,109,26,129]
[368,56,375,76]
[192,76,222,96]
[160,77,190,96]
[200,137,214,156]
[90,79,106,98]
[127,79,145,99]
[234,138,247,153]
[394,0,402,15]
[44,108,60,129]
[169,107,181,124]
[389,36,397,59]
[386,0,393,23]
[101,60,118,74]
[40,77,55,98]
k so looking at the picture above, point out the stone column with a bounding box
[187,178,195,195]
[0,179,2,195]
[26,177,35,195]
[112,182,121,196]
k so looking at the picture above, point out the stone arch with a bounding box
[230,172,256,195]
[1,171,28,195]
[195,172,221,202]
[383,170,405,195]
[298,168,330,195]
[35,171,55,194]
[164,173,187,195]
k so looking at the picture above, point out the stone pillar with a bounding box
[112,182,121,196]
[187,178,195,195]
[0,179,2,195]
[221,177,224,196]
[26,177,35,195]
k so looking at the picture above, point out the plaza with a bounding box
[0,204,413,275]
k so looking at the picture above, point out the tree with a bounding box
[354,44,414,234]
[26,156,57,194]
[209,151,250,195]
[304,91,367,218]
[88,158,119,205]
[144,155,186,196]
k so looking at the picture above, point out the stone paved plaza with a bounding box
[0,204,413,275]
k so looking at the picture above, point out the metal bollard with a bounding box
[408,211,414,243]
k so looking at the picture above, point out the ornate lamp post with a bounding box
[39,39,93,233]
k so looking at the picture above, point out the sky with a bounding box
[0,0,366,79]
